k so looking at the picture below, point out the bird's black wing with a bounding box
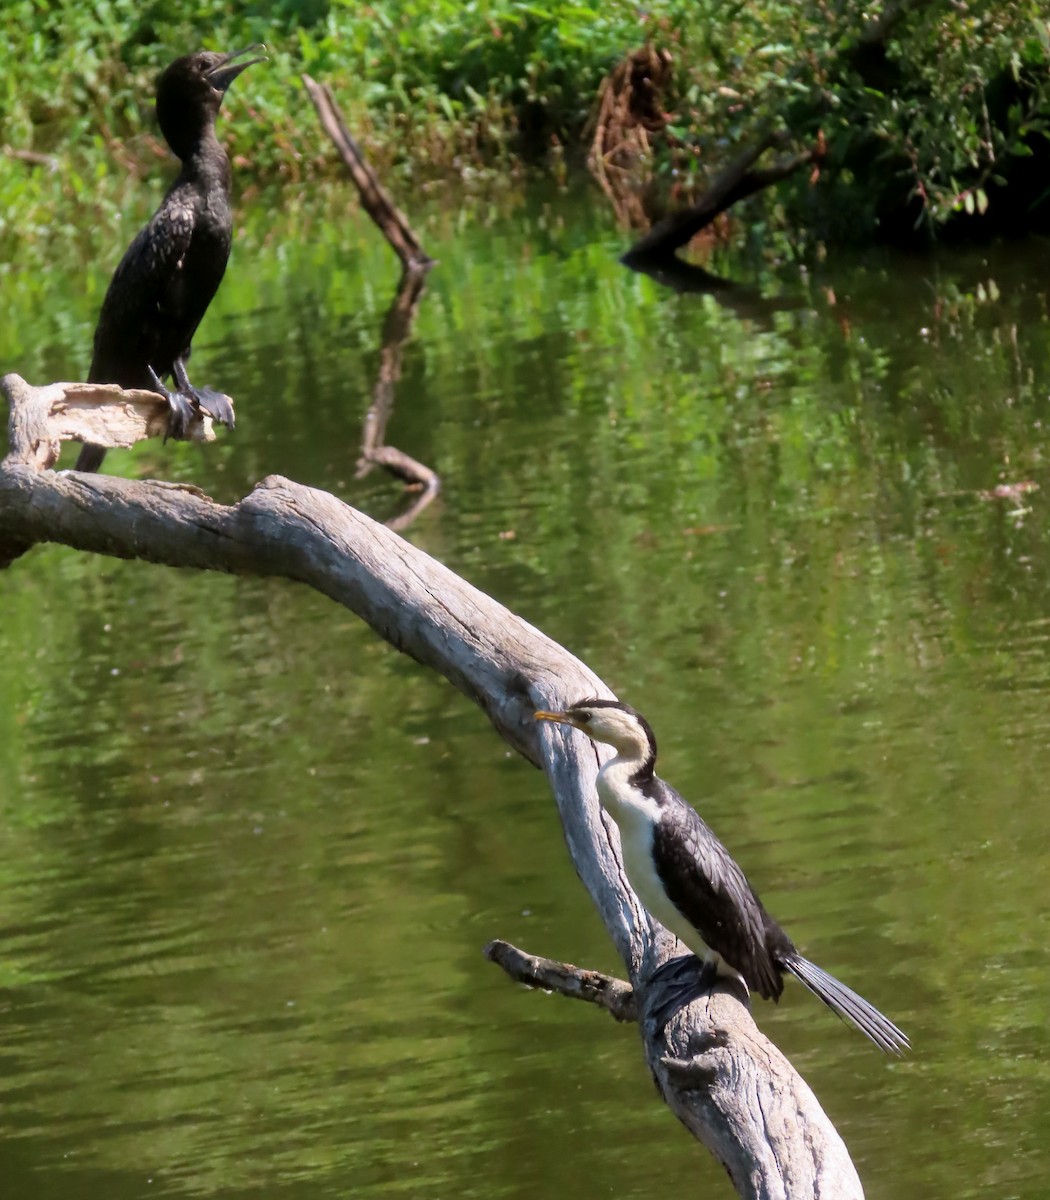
[89,195,196,387]
[648,776,789,1000]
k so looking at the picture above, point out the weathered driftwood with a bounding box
[302,73,433,271]
[10,379,218,472]
[303,80,438,530]
[1,372,867,1199]
[485,936,865,1198]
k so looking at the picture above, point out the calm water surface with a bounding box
[4,185,1050,1198]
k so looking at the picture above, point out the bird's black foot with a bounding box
[148,367,197,442]
[648,954,719,1032]
[191,386,235,429]
[171,358,235,428]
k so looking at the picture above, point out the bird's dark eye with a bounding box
[576,711,591,723]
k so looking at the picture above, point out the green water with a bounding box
[4,185,1050,1198]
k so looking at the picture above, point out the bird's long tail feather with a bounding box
[782,954,909,1055]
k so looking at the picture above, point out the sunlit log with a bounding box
[2,378,219,471]
[1,371,866,1200]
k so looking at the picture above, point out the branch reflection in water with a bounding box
[355,265,440,532]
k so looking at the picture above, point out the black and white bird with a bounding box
[535,698,909,1053]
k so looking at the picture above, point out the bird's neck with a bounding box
[597,745,657,819]
[175,128,231,190]
[602,729,656,781]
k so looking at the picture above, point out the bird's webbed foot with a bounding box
[147,367,197,442]
[190,386,235,429]
[647,954,719,1032]
[173,359,235,428]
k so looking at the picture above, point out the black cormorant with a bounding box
[76,46,265,473]
[535,698,909,1053]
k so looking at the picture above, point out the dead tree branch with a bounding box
[2,372,868,1199]
[622,132,816,261]
[303,79,438,528]
[484,935,866,1198]
[302,73,433,270]
[11,379,218,472]
[484,938,638,1022]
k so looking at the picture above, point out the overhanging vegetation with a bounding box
[2,1,1048,252]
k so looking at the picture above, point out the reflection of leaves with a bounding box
[6,189,1050,1197]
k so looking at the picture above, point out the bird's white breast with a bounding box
[597,760,709,957]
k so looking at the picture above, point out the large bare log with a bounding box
[1,372,869,1199]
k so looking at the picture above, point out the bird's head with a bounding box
[156,46,266,157]
[535,698,657,763]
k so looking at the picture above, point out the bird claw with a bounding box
[165,390,197,442]
[147,367,197,443]
[191,386,235,429]
[648,955,718,1032]
[146,368,234,439]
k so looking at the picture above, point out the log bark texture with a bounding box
[1,372,867,1199]
[5,379,217,471]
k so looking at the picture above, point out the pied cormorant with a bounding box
[535,698,908,1054]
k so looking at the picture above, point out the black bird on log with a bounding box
[535,699,909,1053]
[76,46,265,473]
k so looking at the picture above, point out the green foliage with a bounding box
[0,0,673,265]
[653,1,1050,238]
[0,1,1047,251]
[0,1,660,170]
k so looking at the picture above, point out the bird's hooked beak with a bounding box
[206,44,267,92]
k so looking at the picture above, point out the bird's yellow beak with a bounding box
[535,709,572,726]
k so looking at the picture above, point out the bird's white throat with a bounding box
[596,756,709,958]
